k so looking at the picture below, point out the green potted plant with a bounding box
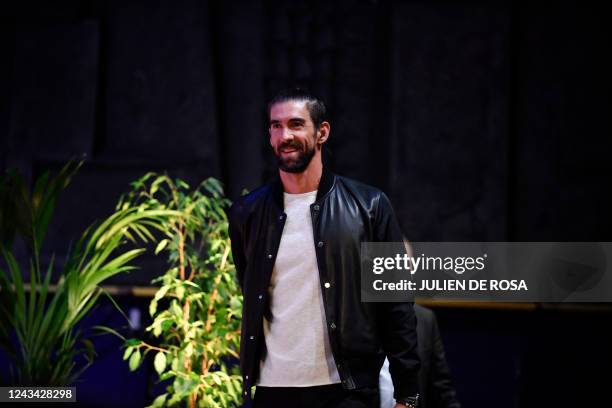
[0,161,180,386]
[115,173,243,408]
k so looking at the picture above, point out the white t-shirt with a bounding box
[257,190,341,387]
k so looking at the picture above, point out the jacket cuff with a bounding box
[392,372,420,400]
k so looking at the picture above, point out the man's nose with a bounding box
[280,126,294,141]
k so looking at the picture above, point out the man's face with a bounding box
[269,100,319,173]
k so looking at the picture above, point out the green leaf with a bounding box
[123,346,134,361]
[175,285,185,301]
[153,351,167,375]
[154,239,168,255]
[181,280,200,289]
[170,301,182,319]
[154,285,170,301]
[159,371,175,381]
[128,349,141,371]
[176,179,190,190]
[149,299,158,317]
[161,319,173,332]
[125,338,141,347]
[212,372,222,385]
[147,393,167,408]
[184,342,194,358]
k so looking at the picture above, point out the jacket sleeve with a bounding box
[374,192,421,399]
[228,199,247,293]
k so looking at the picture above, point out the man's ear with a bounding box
[317,121,330,145]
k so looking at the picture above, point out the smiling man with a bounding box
[228,88,420,408]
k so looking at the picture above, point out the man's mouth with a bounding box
[280,145,301,154]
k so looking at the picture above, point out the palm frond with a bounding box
[0,161,180,386]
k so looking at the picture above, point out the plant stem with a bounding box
[178,223,186,281]
[138,341,168,354]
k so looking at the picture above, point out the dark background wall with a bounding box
[1,0,611,407]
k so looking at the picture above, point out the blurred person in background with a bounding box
[380,304,461,408]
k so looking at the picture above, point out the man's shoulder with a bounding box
[414,304,435,324]
[234,182,273,206]
[334,174,386,202]
[228,181,274,218]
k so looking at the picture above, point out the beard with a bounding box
[275,140,316,173]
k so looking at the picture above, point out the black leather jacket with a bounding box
[228,167,420,402]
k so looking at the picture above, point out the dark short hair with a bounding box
[267,88,327,129]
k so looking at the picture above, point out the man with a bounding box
[228,88,420,408]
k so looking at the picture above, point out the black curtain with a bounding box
[2,2,612,406]
[1,0,611,284]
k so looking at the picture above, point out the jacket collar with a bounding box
[270,166,335,211]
